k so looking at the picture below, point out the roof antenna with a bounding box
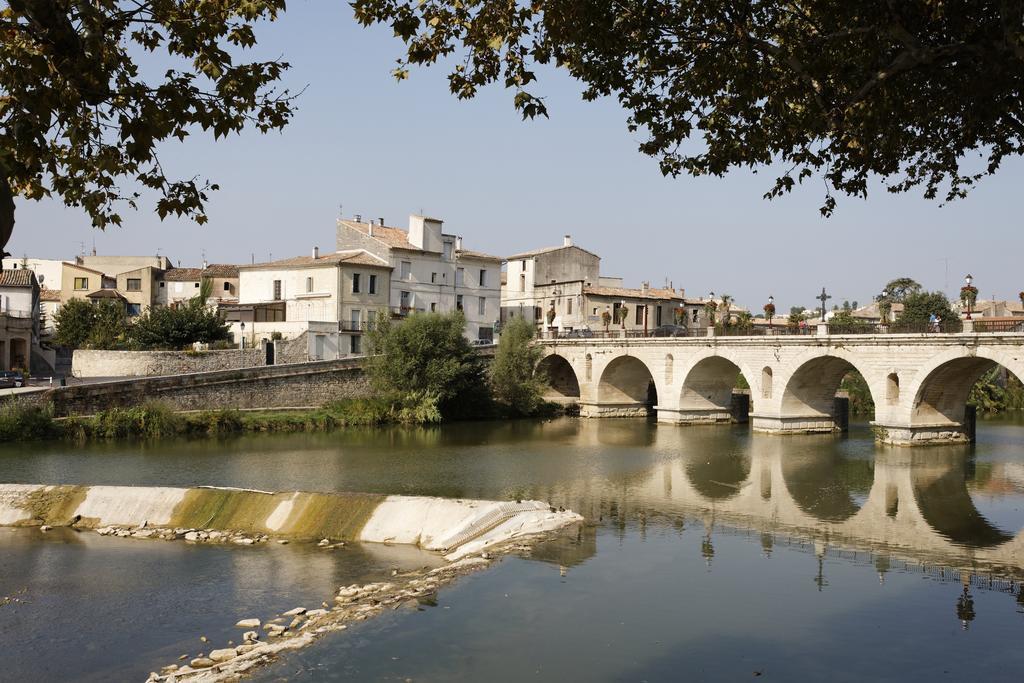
[338,203,343,218]
[91,237,97,256]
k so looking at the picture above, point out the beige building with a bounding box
[157,263,240,308]
[115,266,162,316]
[501,235,706,335]
[78,254,171,277]
[229,248,392,358]
[336,215,502,341]
[61,262,115,304]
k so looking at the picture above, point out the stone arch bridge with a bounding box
[536,333,1024,446]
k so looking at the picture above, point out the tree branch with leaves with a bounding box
[353,0,1024,215]
[0,0,297,264]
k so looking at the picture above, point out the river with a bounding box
[3,417,1024,681]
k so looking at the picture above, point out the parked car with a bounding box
[0,371,25,389]
[472,338,495,346]
[651,325,688,337]
[563,328,595,339]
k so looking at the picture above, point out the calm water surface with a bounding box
[3,417,1024,681]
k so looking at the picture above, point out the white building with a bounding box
[1,257,64,291]
[228,248,392,359]
[0,269,40,371]
[336,215,502,341]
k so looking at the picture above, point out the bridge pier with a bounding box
[871,422,972,447]
[579,401,651,418]
[751,414,840,435]
[656,407,732,424]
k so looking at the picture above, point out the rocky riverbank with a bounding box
[144,534,566,682]
[1,483,584,680]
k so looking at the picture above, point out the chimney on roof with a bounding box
[312,246,320,259]
[202,259,208,270]
[563,234,572,247]
[378,217,384,226]
[355,213,362,223]
[368,222,374,237]
[455,236,463,252]
[642,281,650,293]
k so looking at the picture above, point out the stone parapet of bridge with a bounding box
[536,333,1024,446]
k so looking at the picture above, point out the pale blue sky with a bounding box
[12,1,1023,311]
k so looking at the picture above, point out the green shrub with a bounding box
[489,317,545,416]
[366,311,488,418]
[0,401,57,441]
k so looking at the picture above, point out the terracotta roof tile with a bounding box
[86,289,126,300]
[241,249,391,270]
[162,268,203,282]
[456,249,503,262]
[338,220,419,250]
[39,288,61,302]
[0,269,36,287]
[202,263,240,278]
[506,244,601,260]
[584,285,683,301]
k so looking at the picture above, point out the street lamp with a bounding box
[964,273,975,320]
[767,295,775,329]
[239,321,246,367]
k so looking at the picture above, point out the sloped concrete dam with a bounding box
[0,484,582,559]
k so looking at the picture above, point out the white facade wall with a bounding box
[389,250,501,340]
[239,267,342,323]
[156,278,202,307]
[2,258,64,290]
[0,286,35,317]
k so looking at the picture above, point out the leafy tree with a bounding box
[883,277,923,302]
[52,298,129,349]
[52,298,96,348]
[0,1,295,263]
[828,308,873,333]
[898,290,956,326]
[353,0,1024,214]
[490,317,545,416]
[366,311,487,417]
[88,300,130,349]
[734,310,754,332]
[128,304,230,350]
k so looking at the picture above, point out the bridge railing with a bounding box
[544,318,1023,340]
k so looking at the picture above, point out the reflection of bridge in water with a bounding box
[517,422,1024,580]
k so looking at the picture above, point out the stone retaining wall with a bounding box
[71,334,311,378]
[20,357,371,416]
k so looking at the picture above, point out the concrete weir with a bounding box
[0,484,582,560]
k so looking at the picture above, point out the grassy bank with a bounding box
[0,395,565,444]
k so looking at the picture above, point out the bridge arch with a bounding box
[592,355,658,417]
[535,353,581,400]
[670,350,759,425]
[903,347,1024,437]
[780,451,874,522]
[769,350,881,432]
[686,450,752,502]
[909,452,1015,548]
